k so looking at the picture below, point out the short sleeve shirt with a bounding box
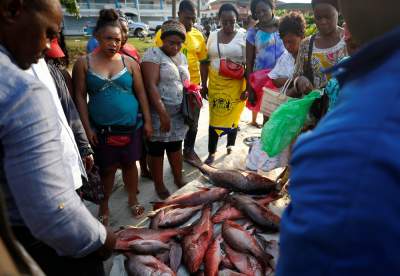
[247,27,285,71]
[155,28,208,84]
[268,50,295,80]
[142,47,189,106]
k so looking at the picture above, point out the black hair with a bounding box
[311,0,339,11]
[94,9,121,34]
[58,29,69,67]
[250,0,274,20]
[178,0,196,13]
[218,3,239,19]
[279,12,306,38]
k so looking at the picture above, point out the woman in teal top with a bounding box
[73,9,152,224]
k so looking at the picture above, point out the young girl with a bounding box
[246,0,285,127]
[73,9,152,225]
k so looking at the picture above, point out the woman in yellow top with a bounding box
[204,3,247,165]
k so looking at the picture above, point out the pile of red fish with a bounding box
[115,166,284,276]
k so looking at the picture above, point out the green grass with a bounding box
[65,36,154,69]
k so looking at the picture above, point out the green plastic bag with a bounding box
[261,91,322,157]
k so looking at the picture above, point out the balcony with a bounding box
[71,1,172,17]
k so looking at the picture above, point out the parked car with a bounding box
[128,20,149,37]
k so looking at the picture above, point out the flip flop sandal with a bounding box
[243,136,261,147]
[248,122,263,128]
[130,204,145,218]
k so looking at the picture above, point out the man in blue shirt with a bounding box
[278,0,400,275]
[0,1,115,275]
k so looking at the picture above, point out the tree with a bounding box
[60,0,80,16]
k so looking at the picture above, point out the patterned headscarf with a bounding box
[161,20,186,41]
[311,0,339,11]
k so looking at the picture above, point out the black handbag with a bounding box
[170,57,200,127]
[78,165,104,205]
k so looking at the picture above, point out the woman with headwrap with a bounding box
[141,20,189,199]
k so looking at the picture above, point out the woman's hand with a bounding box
[83,154,94,172]
[87,129,99,147]
[296,76,314,95]
[159,113,171,133]
[143,121,153,139]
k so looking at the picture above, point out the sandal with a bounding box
[248,122,262,129]
[130,204,145,218]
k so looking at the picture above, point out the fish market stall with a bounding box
[110,156,289,276]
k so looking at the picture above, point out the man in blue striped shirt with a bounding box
[0,1,115,275]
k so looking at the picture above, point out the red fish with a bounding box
[183,205,214,273]
[197,164,277,195]
[223,242,263,276]
[114,226,190,250]
[212,202,244,224]
[153,187,229,209]
[222,221,272,268]
[150,205,203,229]
[204,234,224,276]
[125,253,176,276]
[126,239,170,255]
[230,194,280,233]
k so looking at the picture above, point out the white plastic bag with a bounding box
[246,139,289,172]
[109,255,128,276]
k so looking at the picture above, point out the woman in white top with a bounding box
[268,12,306,87]
[204,3,247,165]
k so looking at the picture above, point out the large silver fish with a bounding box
[197,164,278,194]
[152,187,229,209]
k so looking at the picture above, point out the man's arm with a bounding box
[0,79,110,257]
